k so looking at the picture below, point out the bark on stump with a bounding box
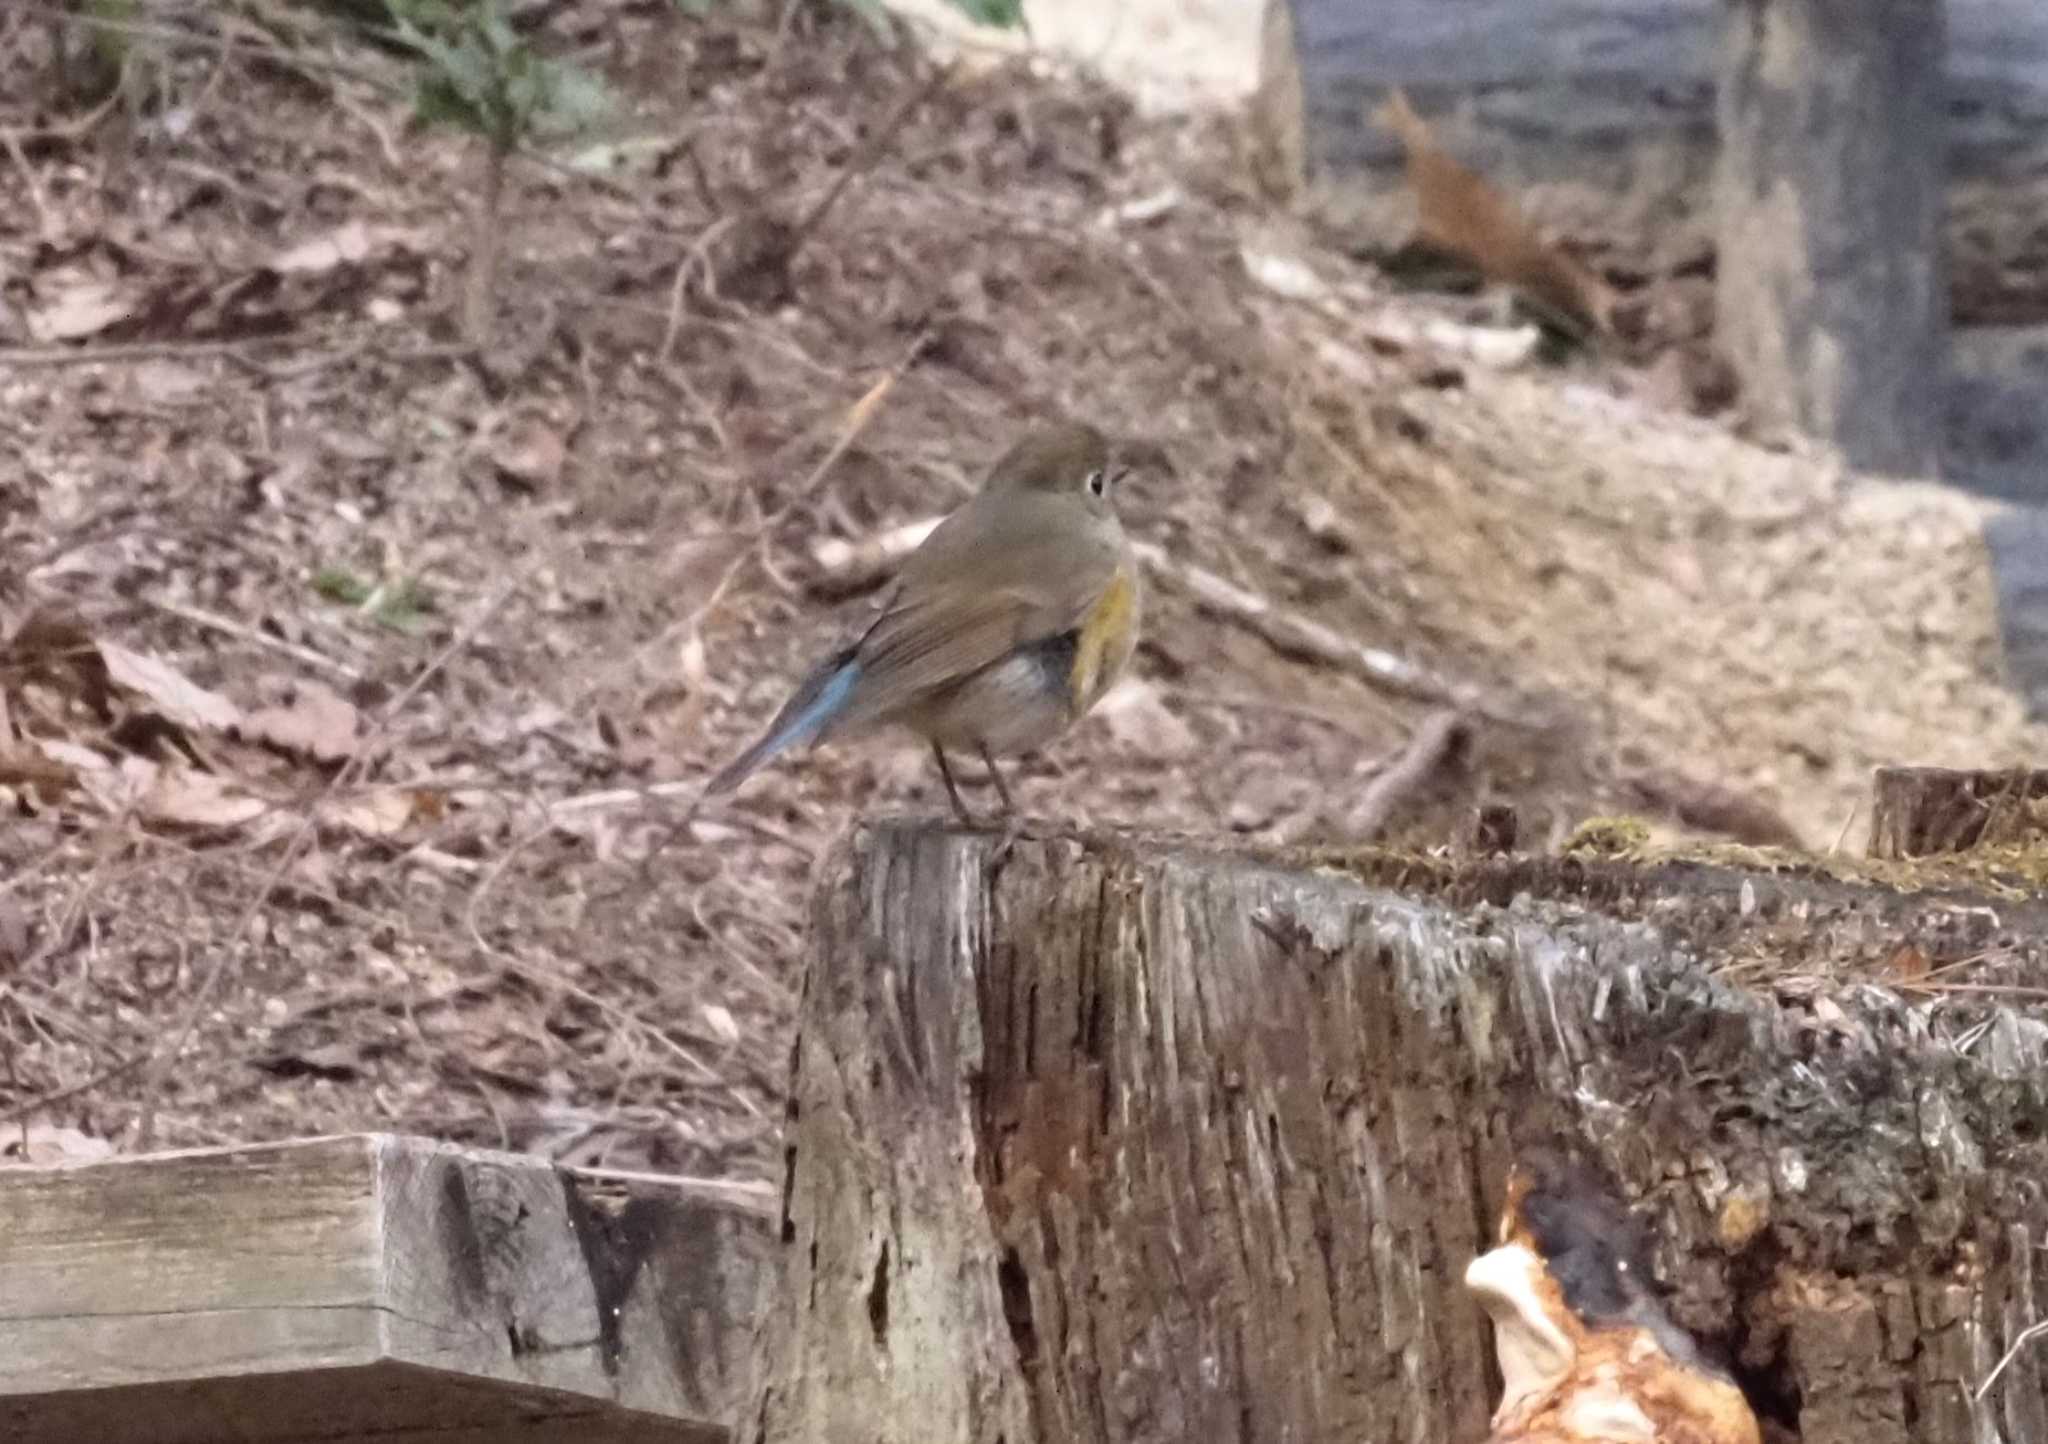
[747,823,2048,1444]
[1714,0,1949,477]
[1869,766,2048,859]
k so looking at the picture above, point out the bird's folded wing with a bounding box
[836,580,1098,729]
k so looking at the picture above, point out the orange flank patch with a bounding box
[1070,564,1139,714]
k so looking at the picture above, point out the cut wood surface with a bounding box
[0,1134,766,1444]
[748,820,2048,1444]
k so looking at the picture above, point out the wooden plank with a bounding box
[0,1134,765,1443]
[750,821,2048,1444]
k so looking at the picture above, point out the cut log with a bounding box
[0,1134,766,1444]
[1868,765,2048,859]
[748,821,2048,1444]
[1713,0,1949,477]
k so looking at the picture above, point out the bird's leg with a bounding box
[979,742,1030,863]
[978,743,1017,816]
[932,741,976,825]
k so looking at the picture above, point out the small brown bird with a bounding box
[706,422,1141,821]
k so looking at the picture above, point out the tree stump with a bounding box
[1868,766,2048,859]
[747,822,2048,1444]
[1714,0,1950,476]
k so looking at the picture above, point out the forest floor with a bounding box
[2,0,2041,1185]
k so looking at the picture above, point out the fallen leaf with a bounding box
[0,739,79,799]
[67,753,269,832]
[1240,245,1328,304]
[266,221,428,275]
[26,278,139,342]
[98,641,243,733]
[481,411,567,491]
[1363,311,1540,370]
[1,608,112,718]
[238,681,361,763]
[0,1124,116,1167]
[321,787,416,838]
[1885,943,1931,983]
[131,758,271,830]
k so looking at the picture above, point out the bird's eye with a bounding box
[1086,469,1107,497]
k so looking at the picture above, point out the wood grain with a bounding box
[750,821,2048,1444]
[0,1134,764,1443]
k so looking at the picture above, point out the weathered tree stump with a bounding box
[1869,766,2048,859]
[1714,0,1949,476]
[748,822,2048,1444]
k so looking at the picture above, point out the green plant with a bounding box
[313,568,436,635]
[384,0,611,346]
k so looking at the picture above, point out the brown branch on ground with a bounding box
[802,518,1493,715]
[1621,766,1805,850]
[1332,708,1471,842]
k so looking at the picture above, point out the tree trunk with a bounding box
[1714,0,1949,477]
[747,822,2048,1444]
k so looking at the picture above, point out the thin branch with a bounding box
[782,58,958,266]
[1326,709,1470,843]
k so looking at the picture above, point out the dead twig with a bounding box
[781,58,959,269]
[1131,540,1482,712]
[1976,1319,2048,1402]
[563,1161,777,1215]
[144,599,363,682]
[1333,709,1470,842]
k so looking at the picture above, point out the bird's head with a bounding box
[982,422,1129,511]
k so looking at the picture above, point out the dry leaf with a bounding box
[322,787,417,838]
[238,682,361,763]
[1376,89,1618,339]
[1240,245,1328,304]
[26,278,139,343]
[0,1124,116,1167]
[0,739,79,799]
[482,413,568,491]
[2,607,113,717]
[130,758,271,830]
[1885,943,1931,984]
[266,221,428,275]
[66,752,269,832]
[98,641,243,733]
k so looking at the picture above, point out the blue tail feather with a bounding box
[705,653,862,795]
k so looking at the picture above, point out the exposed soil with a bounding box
[2,0,2042,1186]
